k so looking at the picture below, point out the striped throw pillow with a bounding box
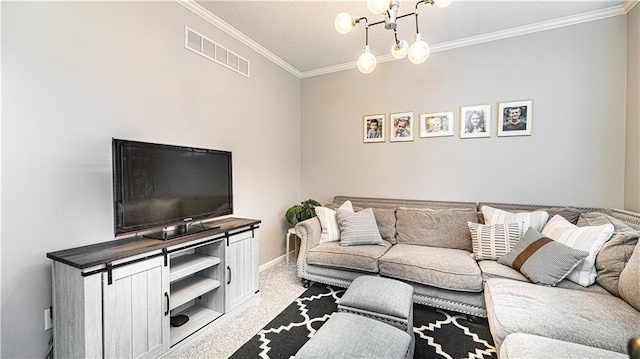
[467,222,525,260]
[481,205,549,232]
[499,227,589,286]
[316,201,354,244]
[337,208,383,246]
[542,214,614,286]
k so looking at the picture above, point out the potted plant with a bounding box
[285,199,322,225]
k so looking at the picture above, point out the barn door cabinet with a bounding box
[47,218,260,359]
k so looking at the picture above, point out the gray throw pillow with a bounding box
[499,227,589,286]
[618,239,640,311]
[372,208,397,244]
[337,208,384,246]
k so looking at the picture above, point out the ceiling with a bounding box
[194,1,629,76]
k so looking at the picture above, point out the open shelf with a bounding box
[169,253,220,283]
[170,304,223,347]
[170,275,221,310]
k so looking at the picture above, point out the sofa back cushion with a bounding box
[395,207,477,251]
[577,212,639,296]
[618,240,640,311]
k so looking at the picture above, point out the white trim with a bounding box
[176,0,302,78]
[623,0,639,13]
[259,253,291,272]
[301,4,627,78]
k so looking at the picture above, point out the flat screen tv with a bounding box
[112,139,233,240]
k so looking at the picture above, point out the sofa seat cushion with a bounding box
[307,240,392,273]
[379,244,483,292]
[478,260,611,295]
[500,333,628,359]
[485,278,640,353]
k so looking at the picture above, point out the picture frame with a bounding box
[497,100,533,137]
[419,111,454,138]
[363,114,385,143]
[460,104,491,139]
[390,112,414,142]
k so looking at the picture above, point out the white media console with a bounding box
[47,217,260,358]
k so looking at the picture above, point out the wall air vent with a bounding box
[184,26,250,78]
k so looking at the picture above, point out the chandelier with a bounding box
[334,0,452,74]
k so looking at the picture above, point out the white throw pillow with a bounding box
[542,214,614,286]
[467,222,525,260]
[481,205,549,232]
[316,201,354,244]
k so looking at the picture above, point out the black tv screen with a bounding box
[113,139,233,237]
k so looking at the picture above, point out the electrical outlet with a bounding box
[44,308,52,331]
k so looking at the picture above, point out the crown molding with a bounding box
[623,0,639,12]
[301,4,627,78]
[175,0,302,78]
[178,0,630,80]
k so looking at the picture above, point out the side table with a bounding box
[286,227,299,266]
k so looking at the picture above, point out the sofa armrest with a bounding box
[295,217,322,277]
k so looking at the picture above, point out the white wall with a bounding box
[625,3,640,211]
[301,16,627,208]
[1,2,300,357]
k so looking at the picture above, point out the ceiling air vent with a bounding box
[184,26,250,78]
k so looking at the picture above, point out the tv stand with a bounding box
[47,217,260,358]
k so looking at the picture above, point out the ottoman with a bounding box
[295,312,412,359]
[337,275,415,358]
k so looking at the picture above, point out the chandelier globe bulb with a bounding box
[391,39,409,59]
[334,13,355,34]
[357,45,377,74]
[367,0,390,15]
[408,33,430,64]
[433,0,453,8]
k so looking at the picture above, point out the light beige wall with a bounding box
[301,16,627,208]
[625,3,640,211]
[1,2,300,357]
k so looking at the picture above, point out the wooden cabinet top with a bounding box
[46,217,261,269]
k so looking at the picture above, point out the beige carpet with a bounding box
[169,263,306,359]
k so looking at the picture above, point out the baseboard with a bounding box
[259,251,295,272]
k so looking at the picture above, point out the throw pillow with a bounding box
[395,207,478,251]
[481,205,549,232]
[498,227,589,286]
[542,214,614,287]
[618,237,640,311]
[577,212,639,296]
[337,208,384,246]
[316,201,354,244]
[467,222,525,260]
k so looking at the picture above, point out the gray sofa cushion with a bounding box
[372,208,397,244]
[379,244,483,292]
[500,333,628,359]
[395,207,477,251]
[577,212,640,296]
[618,239,640,311]
[307,240,392,273]
[484,278,640,352]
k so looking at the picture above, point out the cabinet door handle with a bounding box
[227,266,231,285]
[164,292,170,316]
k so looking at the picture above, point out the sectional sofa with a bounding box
[294,195,640,357]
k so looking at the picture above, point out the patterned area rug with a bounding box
[230,283,497,359]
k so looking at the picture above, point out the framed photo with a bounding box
[498,100,533,137]
[363,114,385,143]
[460,104,491,139]
[390,112,414,142]
[419,111,454,138]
